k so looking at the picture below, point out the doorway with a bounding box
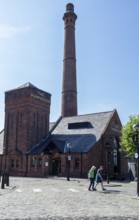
[51,158,61,175]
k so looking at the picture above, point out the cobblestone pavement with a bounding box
[0,177,139,220]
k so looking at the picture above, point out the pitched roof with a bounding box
[17,82,38,89]
[51,111,114,139]
[51,134,96,153]
[49,122,55,131]
[27,110,115,154]
[5,82,38,93]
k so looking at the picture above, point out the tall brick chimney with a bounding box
[61,3,78,117]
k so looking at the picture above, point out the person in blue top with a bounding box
[88,165,96,191]
[94,165,106,191]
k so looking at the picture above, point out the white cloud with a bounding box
[0,25,32,38]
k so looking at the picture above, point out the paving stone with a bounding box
[0,177,139,220]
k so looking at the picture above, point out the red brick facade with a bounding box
[2,84,51,176]
[1,108,128,179]
[24,110,127,179]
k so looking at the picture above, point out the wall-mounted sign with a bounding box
[45,162,49,166]
[31,93,50,104]
[68,155,71,161]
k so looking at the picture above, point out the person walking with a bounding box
[88,166,96,191]
[94,165,106,191]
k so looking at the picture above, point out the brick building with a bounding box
[0,3,128,178]
[27,109,127,178]
[1,83,51,176]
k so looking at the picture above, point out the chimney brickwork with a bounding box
[61,3,78,117]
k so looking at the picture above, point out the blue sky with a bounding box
[0,0,139,130]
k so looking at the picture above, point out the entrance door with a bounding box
[51,158,61,175]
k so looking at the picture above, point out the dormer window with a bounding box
[68,122,93,129]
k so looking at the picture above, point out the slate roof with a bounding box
[49,122,55,131]
[27,110,115,155]
[5,82,38,93]
[17,82,38,89]
[0,129,4,154]
[51,111,114,138]
[51,134,96,153]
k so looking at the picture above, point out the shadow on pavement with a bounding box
[99,189,121,194]
[104,184,122,187]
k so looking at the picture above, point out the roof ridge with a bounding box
[18,82,38,89]
[63,110,115,118]
[5,82,38,93]
[0,129,4,134]
[48,116,63,134]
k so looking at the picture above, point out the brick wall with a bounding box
[3,85,51,176]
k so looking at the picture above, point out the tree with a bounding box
[120,115,139,157]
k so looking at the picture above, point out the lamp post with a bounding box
[132,124,139,196]
[66,143,71,181]
[105,140,112,184]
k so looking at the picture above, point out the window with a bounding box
[31,158,35,167]
[16,160,19,168]
[113,138,118,173]
[11,160,14,167]
[38,158,42,167]
[68,122,93,129]
[75,158,80,168]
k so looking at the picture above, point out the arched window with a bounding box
[38,158,42,167]
[31,157,35,167]
[16,160,19,168]
[113,138,118,173]
[75,158,79,168]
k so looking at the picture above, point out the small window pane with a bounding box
[75,158,79,168]
[16,160,19,167]
[38,158,42,167]
[31,158,35,167]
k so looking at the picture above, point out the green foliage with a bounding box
[120,115,139,157]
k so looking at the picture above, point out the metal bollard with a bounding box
[0,171,1,182]
[6,171,9,186]
[1,172,5,189]
[4,171,7,185]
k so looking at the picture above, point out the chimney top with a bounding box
[66,3,74,12]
